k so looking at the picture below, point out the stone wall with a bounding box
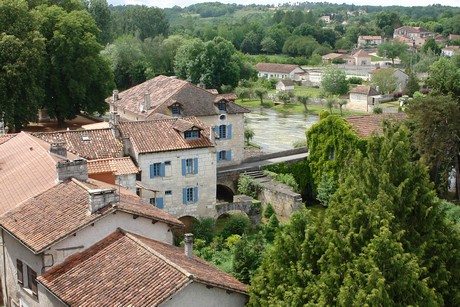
[257,179,302,219]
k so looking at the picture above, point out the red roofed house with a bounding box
[393,26,435,47]
[255,63,306,81]
[348,85,381,112]
[107,76,249,167]
[118,117,217,218]
[37,230,248,306]
[353,49,372,66]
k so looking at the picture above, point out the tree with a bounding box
[337,99,348,116]
[377,40,408,66]
[40,6,115,127]
[0,0,45,132]
[85,0,111,45]
[404,72,420,97]
[174,38,205,84]
[260,36,277,54]
[370,69,398,94]
[421,38,441,55]
[296,95,309,112]
[254,87,267,105]
[320,66,348,97]
[374,12,402,38]
[427,57,460,98]
[325,97,337,114]
[278,91,292,105]
[233,233,266,284]
[244,128,255,146]
[250,125,460,306]
[407,95,460,200]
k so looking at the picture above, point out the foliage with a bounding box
[370,68,398,94]
[404,72,420,97]
[427,57,460,98]
[244,128,255,145]
[233,233,266,284]
[0,0,45,132]
[438,200,460,229]
[191,216,216,243]
[238,174,263,199]
[377,40,408,66]
[337,99,347,116]
[253,87,267,105]
[325,97,337,114]
[235,86,251,101]
[250,125,460,306]
[316,172,337,207]
[278,91,293,105]
[264,214,279,242]
[296,95,309,112]
[347,76,362,85]
[421,38,441,55]
[85,0,111,45]
[225,234,242,249]
[220,214,251,239]
[263,203,275,219]
[406,95,460,199]
[320,66,348,97]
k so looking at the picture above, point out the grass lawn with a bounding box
[294,86,321,97]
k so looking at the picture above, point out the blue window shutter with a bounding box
[149,164,154,178]
[160,163,165,177]
[213,126,219,137]
[194,158,198,174]
[194,187,198,202]
[181,159,186,176]
[156,197,164,209]
[182,188,187,204]
[227,125,232,139]
[227,150,232,161]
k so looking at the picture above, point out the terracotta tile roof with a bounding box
[81,122,110,130]
[108,75,248,120]
[118,117,214,154]
[359,35,382,40]
[0,132,58,214]
[345,113,408,138]
[322,53,343,60]
[87,157,139,175]
[353,49,370,57]
[255,62,301,74]
[38,230,247,306]
[32,129,123,160]
[0,179,182,253]
[0,133,16,145]
[349,85,380,96]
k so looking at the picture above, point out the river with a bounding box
[244,108,319,153]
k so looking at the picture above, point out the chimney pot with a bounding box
[57,159,88,182]
[50,142,67,158]
[88,188,119,213]
[144,92,151,110]
[184,233,194,258]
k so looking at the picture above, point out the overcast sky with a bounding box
[107,0,460,8]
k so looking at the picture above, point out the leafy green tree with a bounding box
[260,36,277,54]
[244,128,255,146]
[370,68,398,94]
[233,233,266,284]
[235,87,250,102]
[404,72,420,96]
[278,91,293,105]
[85,0,111,45]
[191,217,216,244]
[407,95,460,199]
[174,38,205,84]
[320,66,348,97]
[39,7,114,127]
[296,95,309,112]
[377,40,408,66]
[220,214,250,239]
[427,57,460,98]
[264,214,279,242]
[421,38,441,55]
[254,87,267,105]
[0,0,45,132]
[240,31,260,54]
[250,125,460,306]
[263,203,275,219]
[337,99,347,116]
[374,12,402,38]
[316,173,337,206]
[413,48,439,73]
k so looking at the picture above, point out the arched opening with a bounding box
[178,215,198,234]
[216,184,234,202]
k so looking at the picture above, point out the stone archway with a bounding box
[178,215,197,234]
[216,184,234,202]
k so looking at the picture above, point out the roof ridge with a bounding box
[123,231,194,279]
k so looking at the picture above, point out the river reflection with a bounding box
[244,108,319,153]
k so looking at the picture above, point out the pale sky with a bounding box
[107,0,460,8]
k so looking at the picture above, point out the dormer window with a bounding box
[184,130,200,140]
[172,104,181,117]
[217,101,227,113]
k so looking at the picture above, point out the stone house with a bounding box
[255,63,306,81]
[393,26,435,47]
[118,117,217,218]
[37,230,248,307]
[441,46,460,57]
[106,75,249,167]
[348,85,381,112]
[276,79,295,93]
[357,35,383,47]
[353,49,372,66]
[321,53,355,65]
[87,157,139,192]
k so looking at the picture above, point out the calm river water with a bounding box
[244,108,319,153]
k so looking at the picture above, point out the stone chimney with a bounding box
[56,159,88,182]
[184,233,194,258]
[143,92,151,111]
[50,142,67,158]
[88,188,119,213]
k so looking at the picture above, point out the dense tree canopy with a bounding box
[370,69,398,94]
[320,66,349,97]
[250,125,460,305]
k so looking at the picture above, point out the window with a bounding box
[183,187,198,204]
[172,104,180,117]
[219,125,226,139]
[150,197,164,209]
[17,259,23,285]
[150,162,165,178]
[165,190,172,195]
[329,147,335,160]
[149,198,156,205]
[182,158,198,175]
[215,125,232,140]
[218,102,226,112]
[217,150,232,162]
[184,130,200,140]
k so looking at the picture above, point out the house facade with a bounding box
[276,80,295,93]
[255,63,306,81]
[441,46,460,57]
[87,157,139,192]
[106,76,248,167]
[348,85,381,112]
[368,68,409,92]
[393,26,435,47]
[118,118,217,218]
[357,35,383,47]
[353,49,372,66]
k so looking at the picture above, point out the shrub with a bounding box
[225,234,242,249]
[263,203,275,218]
[220,214,251,239]
[264,214,280,242]
[191,217,216,243]
[373,107,383,114]
[316,173,337,207]
[347,76,362,85]
[238,174,263,198]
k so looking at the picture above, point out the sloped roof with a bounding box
[322,53,343,60]
[278,80,295,86]
[0,179,183,253]
[255,62,302,74]
[107,75,248,120]
[87,157,139,175]
[0,132,58,214]
[395,26,431,33]
[353,49,370,57]
[359,35,382,40]
[349,85,380,96]
[345,113,408,138]
[118,117,214,154]
[0,133,16,145]
[38,229,247,306]
[33,129,123,160]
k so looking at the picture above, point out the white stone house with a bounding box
[348,85,381,112]
[276,80,295,93]
[357,35,383,47]
[118,117,217,218]
[441,46,460,57]
[106,75,249,167]
[0,159,184,307]
[255,63,306,81]
[353,49,372,66]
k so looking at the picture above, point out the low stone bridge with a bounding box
[215,195,262,224]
